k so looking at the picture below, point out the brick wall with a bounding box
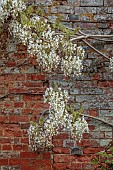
[0,0,113,170]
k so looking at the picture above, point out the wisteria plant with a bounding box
[0,0,113,151]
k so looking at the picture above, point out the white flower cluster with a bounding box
[109,57,113,71]
[9,20,29,45]
[0,0,26,21]
[72,116,89,141]
[28,122,53,151]
[1,0,85,76]
[35,25,61,72]
[61,42,85,76]
[9,17,62,72]
[28,87,89,150]
[44,87,69,115]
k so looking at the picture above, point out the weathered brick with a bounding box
[81,0,103,6]
[26,74,46,81]
[53,163,68,170]
[54,155,74,163]
[2,145,12,151]
[1,166,20,170]
[68,0,80,6]
[104,0,113,6]
[76,95,97,102]
[83,147,102,154]
[75,7,97,14]
[53,147,70,154]
[108,7,113,13]
[0,152,19,159]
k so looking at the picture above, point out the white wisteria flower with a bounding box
[109,57,113,71]
[0,0,26,21]
[28,87,89,150]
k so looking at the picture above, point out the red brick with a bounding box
[13,130,22,137]
[0,116,8,123]
[27,74,46,81]
[4,102,14,109]
[98,81,110,87]
[53,139,63,146]
[89,110,99,117]
[21,137,29,144]
[53,147,70,154]
[2,145,12,150]
[9,88,29,94]
[43,152,51,159]
[9,159,20,165]
[14,102,24,108]
[21,123,30,129]
[30,159,51,166]
[6,61,16,67]
[54,155,74,163]
[0,138,11,144]
[88,125,96,131]
[0,159,8,165]
[83,147,103,154]
[20,152,41,159]
[22,81,43,87]
[21,166,36,170]
[68,163,82,170]
[23,95,42,102]
[17,43,27,51]
[9,116,29,123]
[0,74,25,81]
[20,159,30,165]
[77,139,99,147]
[53,163,68,170]
[76,155,93,163]
[13,144,28,151]
[22,109,33,115]
[92,73,102,80]
[53,133,69,139]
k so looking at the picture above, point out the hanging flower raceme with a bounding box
[28,87,89,151]
[0,0,85,76]
[109,57,113,71]
[0,0,26,21]
[61,42,85,76]
[9,17,85,75]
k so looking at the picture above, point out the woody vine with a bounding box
[0,0,113,151]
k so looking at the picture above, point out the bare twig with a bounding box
[82,39,109,60]
[61,19,113,23]
[38,109,113,127]
[79,30,113,42]
[0,93,10,99]
[71,34,113,42]
[81,113,113,127]
[70,35,89,41]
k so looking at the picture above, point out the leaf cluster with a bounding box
[91,146,113,170]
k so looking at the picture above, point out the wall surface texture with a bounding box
[0,0,113,170]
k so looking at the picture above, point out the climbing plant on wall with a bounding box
[0,0,113,151]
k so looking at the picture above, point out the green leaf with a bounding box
[39,117,44,125]
[91,158,99,165]
[26,5,34,16]
[101,166,106,170]
[20,12,30,26]
[105,160,112,163]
